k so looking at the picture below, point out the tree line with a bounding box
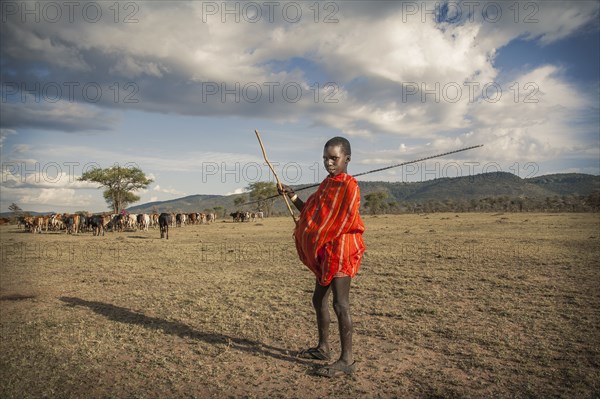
[363,191,600,214]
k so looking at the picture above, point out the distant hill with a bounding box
[525,173,599,196]
[357,172,560,202]
[0,210,48,218]
[2,173,598,217]
[126,194,233,214]
[126,172,599,214]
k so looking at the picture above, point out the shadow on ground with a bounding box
[59,296,309,365]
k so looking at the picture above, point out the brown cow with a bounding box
[21,216,35,232]
[151,213,159,228]
[32,216,47,233]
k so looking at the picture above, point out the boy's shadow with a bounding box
[59,296,309,365]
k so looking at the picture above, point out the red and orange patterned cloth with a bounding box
[294,173,366,286]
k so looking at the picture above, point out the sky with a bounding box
[1,0,599,213]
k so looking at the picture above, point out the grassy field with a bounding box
[1,213,599,398]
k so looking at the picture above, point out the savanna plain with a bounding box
[1,213,599,399]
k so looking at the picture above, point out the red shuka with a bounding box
[294,173,366,286]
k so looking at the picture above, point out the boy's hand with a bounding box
[278,184,295,198]
[279,184,303,211]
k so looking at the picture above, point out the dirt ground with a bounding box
[1,213,599,399]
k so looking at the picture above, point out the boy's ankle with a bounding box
[338,356,353,365]
[318,344,330,352]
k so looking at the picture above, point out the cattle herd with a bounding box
[229,211,264,223]
[17,211,222,239]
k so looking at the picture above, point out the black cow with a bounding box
[89,215,106,236]
[159,213,171,239]
[63,214,75,234]
[137,213,144,230]
[230,211,245,222]
[106,214,122,232]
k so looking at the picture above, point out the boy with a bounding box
[279,137,366,377]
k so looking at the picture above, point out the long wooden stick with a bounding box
[241,144,484,206]
[254,129,297,224]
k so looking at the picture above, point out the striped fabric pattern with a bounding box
[294,173,366,286]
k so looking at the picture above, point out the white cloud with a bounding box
[2,186,93,210]
[463,65,597,161]
[1,166,99,190]
[109,55,167,79]
[12,144,31,154]
[470,1,600,47]
[359,158,396,166]
[1,22,92,72]
[0,129,17,149]
[360,63,598,165]
[226,187,248,195]
[1,101,120,132]
[21,188,92,207]
[153,184,185,196]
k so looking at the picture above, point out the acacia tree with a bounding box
[247,182,278,216]
[79,165,153,213]
[8,203,22,215]
[213,206,224,218]
[587,190,600,211]
[234,196,247,208]
[364,191,389,215]
[8,203,23,223]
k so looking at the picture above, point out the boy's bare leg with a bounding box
[312,281,332,353]
[331,276,353,365]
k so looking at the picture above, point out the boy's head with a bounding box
[324,137,351,157]
[323,136,351,177]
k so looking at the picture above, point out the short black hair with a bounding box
[324,136,351,156]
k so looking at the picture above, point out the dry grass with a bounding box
[1,213,599,398]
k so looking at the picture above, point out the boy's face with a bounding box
[323,144,349,177]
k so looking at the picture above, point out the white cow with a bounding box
[127,214,138,230]
[138,213,150,231]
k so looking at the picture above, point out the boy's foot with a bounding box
[315,361,356,377]
[297,347,331,361]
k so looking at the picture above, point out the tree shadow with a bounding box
[1,293,36,301]
[59,296,309,365]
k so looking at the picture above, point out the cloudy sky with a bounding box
[1,0,599,213]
